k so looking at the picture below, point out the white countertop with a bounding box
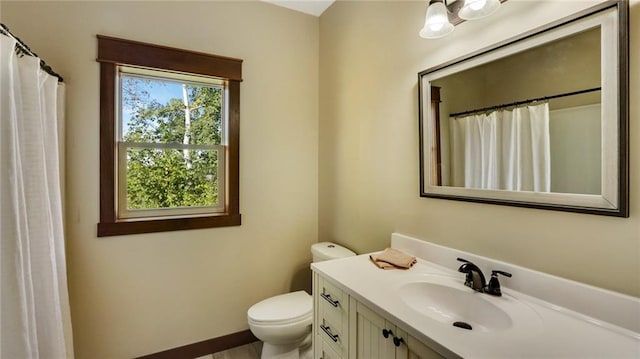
[311,237,640,358]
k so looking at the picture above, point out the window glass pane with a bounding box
[126,147,220,210]
[121,74,223,145]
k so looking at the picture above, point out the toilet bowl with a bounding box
[248,291,312,359]
[247,242,356,359]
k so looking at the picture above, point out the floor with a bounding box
[196,341,262,359]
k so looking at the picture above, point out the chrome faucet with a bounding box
[456,258,512,296]
[457,258,486,292]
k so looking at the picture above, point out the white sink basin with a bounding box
[398,275,539,333]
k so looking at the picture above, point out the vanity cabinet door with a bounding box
[395,328,445,359]
[352,301,445,359]
[353,301,396,358]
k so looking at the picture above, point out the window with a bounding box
[118,67,226,219]
[97,36,242,237]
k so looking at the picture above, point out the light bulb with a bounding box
[469,0,487,11]
[429,23,444,32]
[419,0,454,39]
[458,0,500,20]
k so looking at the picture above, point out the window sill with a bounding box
[97,213,241,237]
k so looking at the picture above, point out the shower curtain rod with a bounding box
[0,23,64,82]
[450,87,601,118]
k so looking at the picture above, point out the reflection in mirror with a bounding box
[432,27,601,195]
[419,2,628,217]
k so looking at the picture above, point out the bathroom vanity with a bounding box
[314,271,443,359]
[311,233,640,358]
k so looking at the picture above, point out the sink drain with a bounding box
[453,321,473,330]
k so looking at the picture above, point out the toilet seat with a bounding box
[248,290,312,326]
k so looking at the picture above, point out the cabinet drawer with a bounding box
[319,277,346,305]
[318,318,345,354]
[316,275,349,357]
[317,337,342,359]
[318,277,348,334]
[320,279,346,314]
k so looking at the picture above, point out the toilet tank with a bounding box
[311,242,356,262]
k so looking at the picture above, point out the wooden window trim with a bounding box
[97,36,242,237]
[96,35,242,81]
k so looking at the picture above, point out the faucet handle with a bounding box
[492,270,512,278]
[456,257,471,264]
[484,270,512,296]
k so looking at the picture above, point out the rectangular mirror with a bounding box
[418,1,628,217]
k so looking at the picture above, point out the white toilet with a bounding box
[247,242,356,359]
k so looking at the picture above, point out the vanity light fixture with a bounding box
[459,0,501,20]
[419,0,503,39]
[419,0,454,39]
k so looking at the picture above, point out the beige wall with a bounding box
[319,0,640,298]
[432,27,600,114]
[2,1,318,358]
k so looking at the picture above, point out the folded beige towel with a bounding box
[369,248,417,270]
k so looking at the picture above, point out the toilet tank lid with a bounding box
[311,242,356,260]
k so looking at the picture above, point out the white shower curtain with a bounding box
[1,35,74,357]
[450,103,551,192]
